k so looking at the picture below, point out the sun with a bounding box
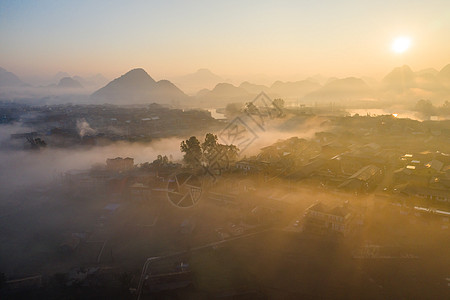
[392,36,411,53]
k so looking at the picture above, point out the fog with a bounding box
[0,138,183,193]
[0,109,449,299]
[0,73,449,300]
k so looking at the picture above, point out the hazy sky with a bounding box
[1,0,449,82]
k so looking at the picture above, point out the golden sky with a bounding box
[1,0,449,82]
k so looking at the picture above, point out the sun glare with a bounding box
[392,36,411,53]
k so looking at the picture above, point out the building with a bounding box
[400,185,450,203]
[338,164,382,192]
[303,202,354,236]
[106,157,134,171]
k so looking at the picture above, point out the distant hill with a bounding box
[194,83,253,107]
[0,67,27,87]
[438,64,450,86]
[239,81,270,94]
[57,77,83,89]
[91,68,188,105]
[52,71,71,84]
[73,74,108,89]
[304,77,373,102]
[203,83,250,98]
[416,68,439,77]
[382,65,416,91]
[270,80,321,98]
[172,68,224,94]
[198,79,323,104]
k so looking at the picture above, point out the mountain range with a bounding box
[171,68,225,95]
[195,64,450,106]
[2,64,450,107]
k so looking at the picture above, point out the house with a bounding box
[106,157,134,171]
[394,159,446,186]
[338,164,382,192]
[235,160,268,174]
[400,185,450,203]
[338,153,386,175]
[303,202,354,236]
[286,158,326,180]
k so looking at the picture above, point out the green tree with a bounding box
[180,136,202,168]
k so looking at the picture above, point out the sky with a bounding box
[1,0,449,83]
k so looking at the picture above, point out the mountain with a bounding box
[91,68,188,104]
[239,80,322,99]
[57,77,83,88]
[194,83,252,107]
[52,71,71,83]
[201,83,249,98]
[172,68,224,94]
[438,64,450,86]
[416,68,439,77]
[382,65,416,90]
[73,74,108,89]
[0,67,27,87]
[270,80,321,98]
[414,73,442,91]
[304,77,372,101]
[239,81,270,94]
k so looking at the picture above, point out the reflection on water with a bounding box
[346,109,423,120]
[207,108,227,120]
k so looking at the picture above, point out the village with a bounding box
[1,101,223,149]
[1,108,449,299]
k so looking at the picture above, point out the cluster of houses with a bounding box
[232,136,387,194]
[5,102,221,147]
[231,129,449,207]
[394,152,450,203]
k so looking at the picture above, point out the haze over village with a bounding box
[0,1,449,299]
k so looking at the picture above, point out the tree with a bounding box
[244,102,259,115]
[442,101,450,115]
[414,99,435,116]
[181,134,239,172]
[273,98,285,110]
[224,144,239,161]
[204,142,239,174]
[225,102,243,118]
[180,136,202,168]
[152,155,169,169]
[202,133,218,159]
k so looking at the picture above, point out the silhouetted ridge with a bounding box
[0,67,27,87]
[57,77,83,88]
[91,68,188,104]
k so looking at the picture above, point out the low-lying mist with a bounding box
[0,113,332,195]
[0,138,183,194]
